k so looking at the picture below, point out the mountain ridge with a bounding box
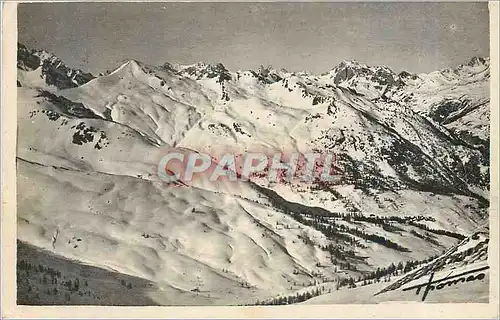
[16,42,490,305]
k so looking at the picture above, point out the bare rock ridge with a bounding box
[16,42,490,305]
[18,43,95,89]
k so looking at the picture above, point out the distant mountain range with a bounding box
[16,42,490,305]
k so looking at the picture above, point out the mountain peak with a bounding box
[466,56,489,67]
[331,59,396,75]
[340,59,362,65]
[161,61,179,72]
[398,70,418,80]
[179,61,231,81]
[328,59,398,95]
[17,43,95,89]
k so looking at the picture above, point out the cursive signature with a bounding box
[402,265,489,301]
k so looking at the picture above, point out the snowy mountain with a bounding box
[323,60,400,99]
[17,43,95,90]
[325,57,490,149]
[16,43,490,305]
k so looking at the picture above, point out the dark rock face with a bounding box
[36,91,101,119]
[467,56,487,67]
[398,71,418,81]
[428,100,467,124]
[372,68,397,87]
[40,61,95,89]
[333,66,356,84]
[17,43,95,89]
[180,62,232,82]
[331,61,399,94]
[17,43,41,70]
[251,66,283,84]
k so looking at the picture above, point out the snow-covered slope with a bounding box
[375,226,489,296]
[16,43,490,304]
[325,57,490,149]
[17,159,344,305]
[296,227,489,305]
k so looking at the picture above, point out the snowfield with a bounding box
[16,43,490,305]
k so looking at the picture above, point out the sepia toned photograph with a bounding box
[1,1,498,316]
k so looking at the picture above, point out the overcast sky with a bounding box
[18,2,490,75]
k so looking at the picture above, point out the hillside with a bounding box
[16,43,490,305]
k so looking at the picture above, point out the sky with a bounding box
[18,2,490,75]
